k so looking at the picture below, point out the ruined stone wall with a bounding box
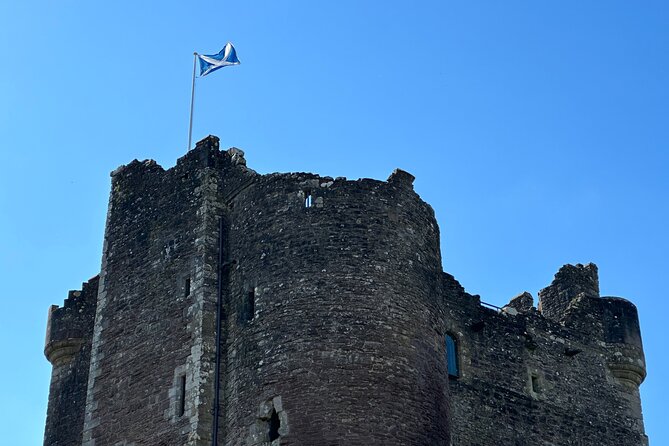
[44,276,98,446]
[443,265,647,446]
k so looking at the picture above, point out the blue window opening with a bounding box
[445,334,459,378]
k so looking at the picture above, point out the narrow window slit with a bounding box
[246,289,255,321]
[178,374,187,417]
[445,334,459,378]
[531,374,540,393]
[184,277,191,297]
[268,408,280,441]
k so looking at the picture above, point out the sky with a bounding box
[0,1,667,444]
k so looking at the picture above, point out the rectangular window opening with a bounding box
[184,277,191,297]
[178,374,187,417]
[531,374,540,393]
[304,190,312,208]
[445,334,459,378]
[246,289,255,321]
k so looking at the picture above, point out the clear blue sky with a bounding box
[1,1,667,444]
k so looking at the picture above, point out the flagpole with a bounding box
[187,52,198,151]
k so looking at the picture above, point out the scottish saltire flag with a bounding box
[198,43,240,77]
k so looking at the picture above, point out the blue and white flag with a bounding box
[198,43,240,77]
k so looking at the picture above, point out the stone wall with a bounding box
[79,139,233,446]
[219,166,449,445]
[444,265,647,446]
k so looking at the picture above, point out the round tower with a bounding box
[220,168,449,445]
[600,296,647,443]
[43,277,98,446]
[600,297,646,389]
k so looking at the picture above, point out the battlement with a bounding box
[44,276,99,366]
[44,276,99,446]
[110,136,417,202]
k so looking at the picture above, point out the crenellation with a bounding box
[43,136,648,446]
[44,275,99,366]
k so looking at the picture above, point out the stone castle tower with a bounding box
[44,136,647,445]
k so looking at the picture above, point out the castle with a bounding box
[44,136,648,445]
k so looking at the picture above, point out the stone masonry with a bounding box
[44,136,647,445]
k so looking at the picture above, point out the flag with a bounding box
[198,43,240,77]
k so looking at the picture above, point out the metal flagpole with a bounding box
[187,52,198,151]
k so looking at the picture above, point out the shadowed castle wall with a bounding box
[79,142,232,446]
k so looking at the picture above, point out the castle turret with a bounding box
[537,263,648,444]
[539,263,646,390]
[599,296,647,443]
[44,276,98,446]
[222,161,449,445]
[600,297,646,389]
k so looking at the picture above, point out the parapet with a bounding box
[109,135,226,180]
[44,276,99,366]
